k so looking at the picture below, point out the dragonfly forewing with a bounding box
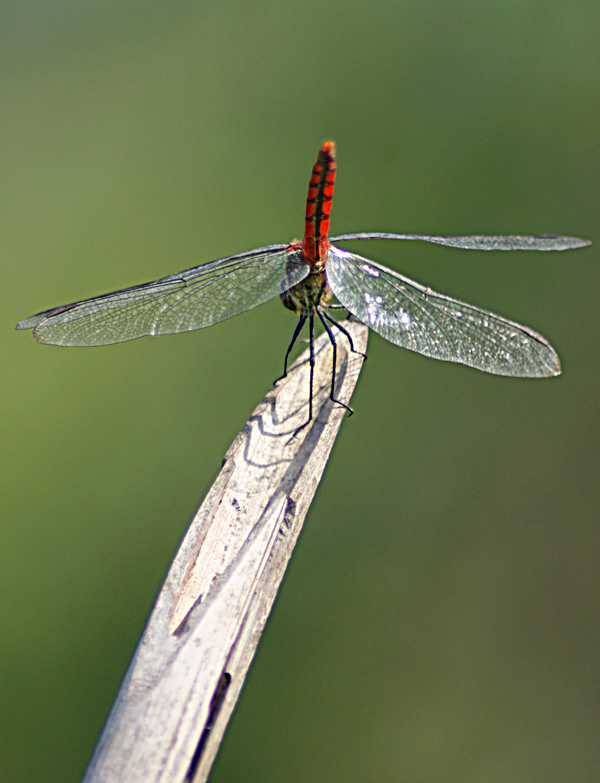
[330,233,591,251]
[326,245,560,378]
[17,245,309,346]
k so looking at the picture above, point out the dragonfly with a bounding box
[16,141,589,430]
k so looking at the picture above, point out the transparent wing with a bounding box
[330,232,590,251]
[16,244,309,346]
[326,245,560,377]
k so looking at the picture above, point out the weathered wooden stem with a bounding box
[82,319,368,783]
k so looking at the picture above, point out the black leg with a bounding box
[307,314,315,424]
[321,310,367,360]
[290,315,316,438]
[274,315,306,385]
[317,310,353,416]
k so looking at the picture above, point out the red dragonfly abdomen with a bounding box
[281,141,336,316]
[301,140,336,267]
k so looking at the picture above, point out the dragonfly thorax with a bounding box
[280,268,332,316]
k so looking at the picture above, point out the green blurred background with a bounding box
[2,2,598,781]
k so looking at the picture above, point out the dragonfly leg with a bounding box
[317,310,353,416]
[321,310,367,360]
[289,315,315,439]
[307,314,315,424]
[274,315,307,385]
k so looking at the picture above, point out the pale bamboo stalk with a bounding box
[82,319,368,783]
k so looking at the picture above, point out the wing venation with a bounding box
[330,233,590,251]
[16,245,309,346]
[326,245,560,377]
